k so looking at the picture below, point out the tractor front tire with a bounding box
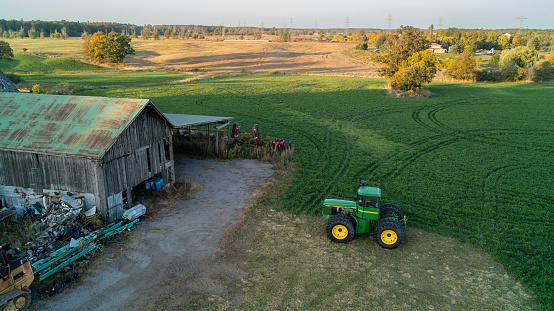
[379,203,404,221]
[375,218,405,249]
[327,214,355,243]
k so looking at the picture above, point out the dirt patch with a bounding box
[29,155,273,311]
[232,207,538,310]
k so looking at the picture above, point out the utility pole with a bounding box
[516,15,527,33]
[386,14,393,33]
[260,21,264,34]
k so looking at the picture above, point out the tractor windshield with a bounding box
[357,195,379,208]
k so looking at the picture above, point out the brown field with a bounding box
[4,37,379,77]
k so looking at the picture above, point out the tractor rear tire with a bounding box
[327,214,355,243]
[379,203,404,221]
[375,218,405,249]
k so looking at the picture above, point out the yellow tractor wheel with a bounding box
[326,214,355,243]
[375,218,404,249]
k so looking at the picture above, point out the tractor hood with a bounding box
[323,199,357,208]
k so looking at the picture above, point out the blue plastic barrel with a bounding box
[144,180,151,190]
[154,178,163,190]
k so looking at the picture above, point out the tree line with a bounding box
[373,26,554,94]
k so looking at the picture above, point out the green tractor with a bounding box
[322,179,407,249]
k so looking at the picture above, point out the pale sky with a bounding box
[1,0,553,29]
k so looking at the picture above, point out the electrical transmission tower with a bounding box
[516,15,527,33]
[386,14,393,32]
[438,17,444,30]
[345,16,350,36]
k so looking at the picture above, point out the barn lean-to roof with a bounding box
[0,93,171,160]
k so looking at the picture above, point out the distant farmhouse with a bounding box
[428,43,447,53]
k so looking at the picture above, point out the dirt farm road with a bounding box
[30,155,273,311]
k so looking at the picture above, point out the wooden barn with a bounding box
[0,92,175,221]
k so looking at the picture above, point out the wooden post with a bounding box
[227,123,230,147]
[207,123,210,154]
[168,135,175,184]
[126,187,133,208]
[215,123,219,156]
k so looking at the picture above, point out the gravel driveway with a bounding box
[30,155,273,311]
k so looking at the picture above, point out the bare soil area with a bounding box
[29,155,273,311]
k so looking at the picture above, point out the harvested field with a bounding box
[3,38,379,76]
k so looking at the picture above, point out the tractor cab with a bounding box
[357,186,381,209]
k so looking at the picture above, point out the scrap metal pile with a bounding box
[1,190,146,281]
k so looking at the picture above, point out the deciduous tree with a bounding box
[446,51,477,80]
[83,31,106,62]
[376,25,428,78]
[102,32,135,64]
[0,40,14,61]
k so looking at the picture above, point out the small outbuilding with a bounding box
[428,43,447,53]
[0,93,175,221]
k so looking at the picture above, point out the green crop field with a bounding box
[75,75,553,309]
[0,54,108,73]
[13,72,554,309]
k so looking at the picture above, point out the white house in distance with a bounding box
[428,43,447,53]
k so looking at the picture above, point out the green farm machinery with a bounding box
[322,179,407,249]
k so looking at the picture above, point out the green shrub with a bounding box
[355,42,368,50]
[475,68,501,82]
[489,54,500,66]
[527,60,553,82]
[390,65,434,91]
[31,84,44,94]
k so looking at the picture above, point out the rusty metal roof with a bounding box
[0,93,160,160]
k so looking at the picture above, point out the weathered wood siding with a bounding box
[102,105,173,197]
[0,150,100,193]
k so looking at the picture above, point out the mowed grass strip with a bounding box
[72,74,554,309]
[17,71,193,87]
[0,54,107,73]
